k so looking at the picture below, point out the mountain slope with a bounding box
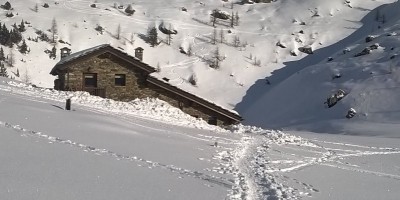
[243,0,400,135]
[0,0,395,111]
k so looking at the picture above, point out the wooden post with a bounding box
[66,98,71,110]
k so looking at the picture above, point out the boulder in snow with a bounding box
[159,21,178,35]
[298,46,313,54]
[211,9,230,20]
[365,35,376,43]
[325,89,346,108]
[346,108,356,119]
[276,41,287,48]
[354,44,379,57]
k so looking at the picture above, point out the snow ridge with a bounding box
[3,80,226,132]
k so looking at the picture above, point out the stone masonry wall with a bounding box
[58,52,234,126]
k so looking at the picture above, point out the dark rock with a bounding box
[211,9,230,20]
[276,41,286,48]
[325,89,346,108]
[354,47,371,57]
[346,108,356,119]
[365,35,375,43]
[298,46,313,54]
[159,23,178,35]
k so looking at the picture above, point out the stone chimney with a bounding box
[60,47,72,59]
[135,47,144,61]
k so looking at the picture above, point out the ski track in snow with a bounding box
[0,120,234,189]
[219,130,400,200]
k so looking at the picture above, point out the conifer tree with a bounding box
[219,28,225,44]
[233,35,241,47]
[50,18,58,43]
[7,47,15,67]
[212,46,224,69]
[9,28,22,45]
[18,20,26,32]
[0,47,5,61]
[18,39,28,54]
[49,46,57,59]
[230,11,235,27]
[210,9,218,27]
[147,24,158,47]
[0,62,8,77]
[116,24,121,40]
[0,23,10,45]
[166,24,173,45]
[235,11,240,26]
[211,27,217,45]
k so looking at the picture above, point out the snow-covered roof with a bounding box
[57,44,109,66]
[147,75,242,121]
[50,44,155,75]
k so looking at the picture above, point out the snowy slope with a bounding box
[2,78,400,200]
[0,0,395,111]
[243,0,400,135]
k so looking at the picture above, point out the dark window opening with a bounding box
[178,101,184,109]
[84,73,97,87]
[208,116,218,125]
[115,74,126,86]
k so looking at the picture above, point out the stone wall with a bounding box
[59,52,156,101]
[57,52,235,126]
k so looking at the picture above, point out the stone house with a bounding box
[50,44,242,126]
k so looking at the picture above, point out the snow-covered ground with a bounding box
[1,78,400,199]
[243,0,400,135]
[0,77,238,199]
[2,0,400,199]
[1,0,396,111]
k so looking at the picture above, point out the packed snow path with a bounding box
[224,129,400,200]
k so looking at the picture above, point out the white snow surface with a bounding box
[1,78,400,199]
[2,0,400,199]
[1,0,396,112]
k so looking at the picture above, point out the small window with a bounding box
[178,101,184,109]
[115,74,126,86]
[84,73,97,87]
[208,116,218,125]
